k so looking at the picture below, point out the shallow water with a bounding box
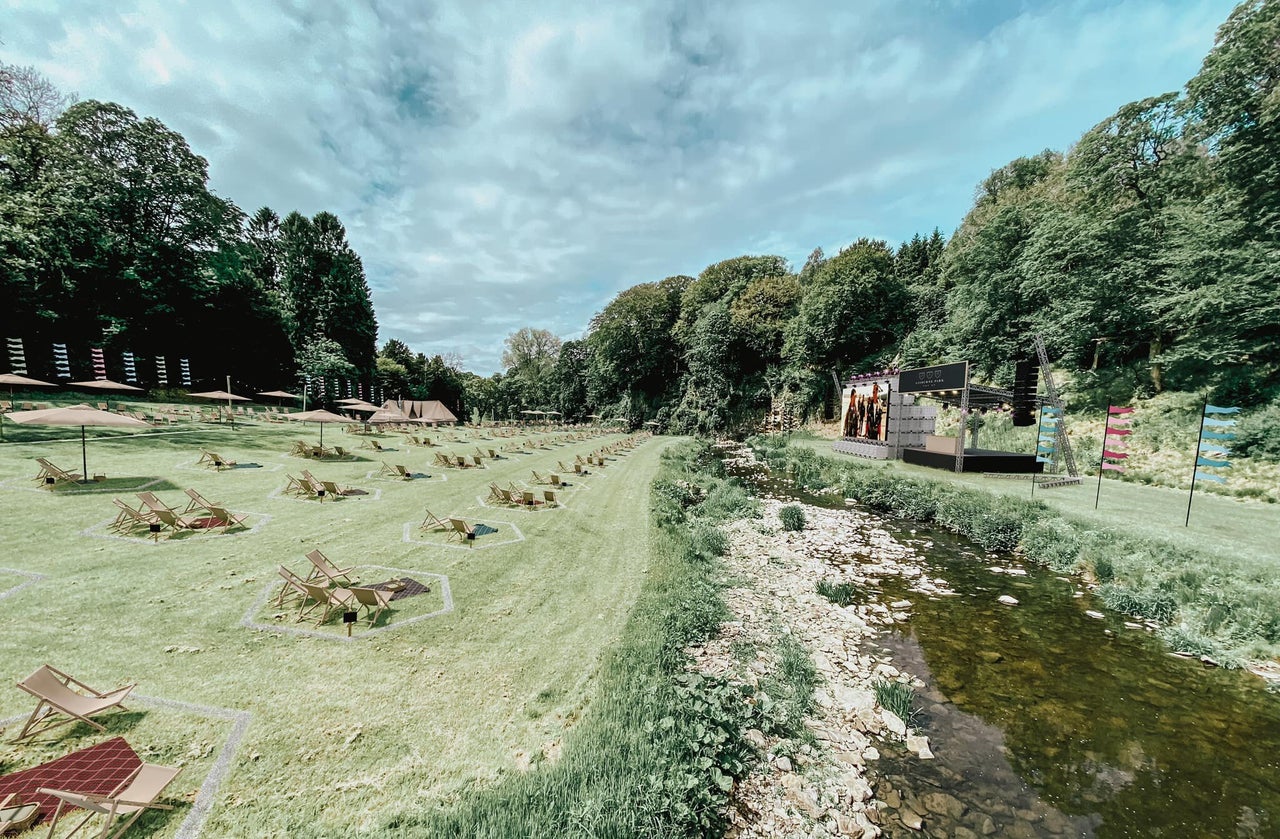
[730,461,1280,838]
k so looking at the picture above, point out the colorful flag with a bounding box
[1187,402,1239,525]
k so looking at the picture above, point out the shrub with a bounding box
[873,679,916,729]
[778,505,806,531]
[816,579,858,607]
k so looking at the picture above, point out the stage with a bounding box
[901,446,1044,474]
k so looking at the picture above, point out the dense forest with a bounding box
[3,0,1277,432]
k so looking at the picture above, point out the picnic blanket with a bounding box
[0,737,142,825]
[370,577,431,601]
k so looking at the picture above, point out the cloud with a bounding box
[1,0,1236,373]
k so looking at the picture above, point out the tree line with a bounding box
[0,66,377,391]
[473,0,1278,430]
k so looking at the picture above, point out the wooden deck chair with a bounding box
[447,517,475,542]
[379,461,398,477]
[152,508,200,533]
[305,549,357,586]
[34,458,83,486]
[320,480,347,499]
[0,793,40,834]
[283,474,309,496]
[349,586,393,626]
[433,452,452,468]
[289,440,310,457]
[530,470,548,485]
[454,455,470,468]
[549,473,563,487]
[276,565,309,607]
[421,509,450,532]
[487,482,505,503]
[204,505,248,532]
[12,665,135,742]
[182,488,220,514]
[331,446,350,459]
[136,492,176,515]
[521,490,544,508]
[110,499,154,534]
[543,489,560,507]
[39,762,182,839]
[298,581,353,624]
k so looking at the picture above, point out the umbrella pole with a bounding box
[81,425,88,483]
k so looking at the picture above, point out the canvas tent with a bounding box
[381,400,457,425]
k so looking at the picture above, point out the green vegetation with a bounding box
[750,435,1280,666]
[816,579,858,608]
[872,680,917,728]
[778,504,806,531]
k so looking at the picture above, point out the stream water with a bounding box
[728,459,1280,838]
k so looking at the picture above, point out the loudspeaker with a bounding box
[1011,358,1039,427]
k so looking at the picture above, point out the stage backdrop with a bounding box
[841,382,889,441]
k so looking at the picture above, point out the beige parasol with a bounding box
[6,403,150,481]
[0,373,58,441]
[69,379,144,392]
[285,408,357,446]
[189,390,250,426]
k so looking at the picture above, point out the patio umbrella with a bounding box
[0,373,58,441]
[68,379,144,392]
[285,408,356,446]
[189,389,250,426]
[5,403,150,482]
[257,390,299,399]
[367,406,410,424]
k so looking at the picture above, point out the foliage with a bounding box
[816,579,858,607]
[873,680,917,729]
[778,504,806,531]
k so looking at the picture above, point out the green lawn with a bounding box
[0,415,672,837]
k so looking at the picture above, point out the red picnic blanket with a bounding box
[0,737,141,825]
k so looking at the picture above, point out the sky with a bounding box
[1,0,1238,374]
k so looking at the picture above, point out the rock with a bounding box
[862,746,880,761]
[977,651,1004,664]
[775,755,793,772]
[879,709,907,738]
[1085,610,1106,620]
[745,728,768,749]
[905,734,934,759]
[980,816,997,835]
[952,827,979,839]
[900,809,924,830]
[882,789,901,809]
[997,595,1019,606]
[890,599,912,609]
[920,791,966,820]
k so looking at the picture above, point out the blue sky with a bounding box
[1,0,1237,374]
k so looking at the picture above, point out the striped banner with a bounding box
[1187,402,1239,525]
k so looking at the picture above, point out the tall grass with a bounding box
[384,441,765,837]
[747,436,1280,666]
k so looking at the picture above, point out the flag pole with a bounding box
[1095,409,1112,509]
[1185,400,1207,527]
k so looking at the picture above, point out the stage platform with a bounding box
[901,447,1044,474]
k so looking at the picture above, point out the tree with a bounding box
[297,335,355,384]
[784,238,908,378]
[674,255,789,343]
[502,327,561,406]
[0,61,74,131]
[586,276,688,412]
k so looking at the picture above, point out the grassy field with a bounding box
[0,414,672,836]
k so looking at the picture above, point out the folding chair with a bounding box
[204,505,248,532]
[39,763,182,839]
[182,488,220,515]
[276,565,310,607]
[305,549,357,586]
[12,665,135,742]
[421,509,450,532]
[298,581,353,625]
[448,518,475,542]
[349,587,393,626]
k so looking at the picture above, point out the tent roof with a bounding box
[381,400,457,423]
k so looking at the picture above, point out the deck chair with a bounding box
[448,517,475,542]
[0,793,40,834]
[454,455,470,468]
[305,549,357,586]
[136,492,176,515]
[289,440,310,457]
[181,489,219,515]
[34,458,83,486]
[319,480,347,499]
[331,446,351,459]
[276,565,310,607]
[548,473,563,487]
[151,508,200,533]
[487,483,505,503]
[530,470,548,485]
[434,452,453,468]
[204,505,248,532]
[197,448,236,470]
[283,474,310,496]
[298,581,353,624]
[12,665,135,742]
[521,490,544,508]
[349,586,393,626]
[421,509,450,532]
[39,762,182,839]
[109,499,153,534]
[543,490,560,507]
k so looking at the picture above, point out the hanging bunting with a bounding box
[52,343,70,378]
[6,337,27,374]
[1186,402,1238,525]
[90,347,107,380]
[179,358,192,387]
[1035,406,1060,464]
[122,351,137,383]
[1095,406,1134,507]
[155,356,168,386]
